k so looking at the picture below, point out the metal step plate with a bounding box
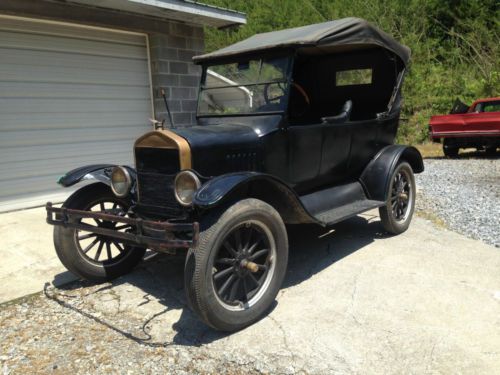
[314,199,385,226]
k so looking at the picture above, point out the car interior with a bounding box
[288,47,404,125]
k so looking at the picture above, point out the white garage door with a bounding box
[0,16,153,212]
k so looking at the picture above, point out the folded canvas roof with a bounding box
[194,17,410,65]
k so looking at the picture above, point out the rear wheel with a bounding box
[54,183,146,282]
[379,162,416,235]
[443,139,459,158]
[485,146,497,156]
[184,198,288,331]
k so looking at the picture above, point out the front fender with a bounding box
[193,172,318,224]
[359,145,424,201]
[57,164,136,188]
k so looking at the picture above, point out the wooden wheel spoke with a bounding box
[214,266,234,281]
[94,241,104,261]
[246,241,260,255]
[215,257,235,265]
[249,248,268,261]
[78,233,97,240]
[106,242,112,260]
[248,272,260,287]
[233,229,242,251]
[244,227,253,250]
[242,277,250,302]
[229,278,241,301]
[82,237,99,253]
[112,241,125,252]
[222,241,238,257]
[218,274,236,297]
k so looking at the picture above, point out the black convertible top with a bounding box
[194,18,410,65]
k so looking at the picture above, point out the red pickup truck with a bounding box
[429,97,500,157]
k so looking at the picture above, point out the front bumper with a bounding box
[46,202,198,250]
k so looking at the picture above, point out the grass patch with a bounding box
[415,143,443,158]
[416,209,447,229]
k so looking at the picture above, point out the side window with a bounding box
[335,69,372,86]
[483,101,500,112]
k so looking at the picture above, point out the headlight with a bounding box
[110,166,132,197]
[174,170,201,206]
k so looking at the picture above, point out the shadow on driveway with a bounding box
[50,213,388,347]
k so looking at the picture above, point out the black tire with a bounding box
[443,139,459,158]
[184,198,288,332]
[54,183,146,282]
[379,162,416,235]
[485,146,497,156]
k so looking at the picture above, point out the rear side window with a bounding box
[336,69,372,86]
[481,101,500,112]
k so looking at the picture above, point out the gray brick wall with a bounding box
[149,22,204,127]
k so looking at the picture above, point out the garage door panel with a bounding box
[0,152,134,183]
[0,82,150,100]
[0,112,150,131]
[0,17,146,46]
[0,30,148,59]
[1,126,149,148]
[0,170,129,199]
[0,64,149,86]
[1,140,141,164]
[0,98,151,114]
[0,17,152,212]
[0,47,149,73]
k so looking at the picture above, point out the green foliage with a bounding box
[203,0,499,144]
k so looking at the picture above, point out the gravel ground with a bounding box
[415,157,500,248]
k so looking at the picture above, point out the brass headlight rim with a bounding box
[174,170,201,207]
[110,166,132,198]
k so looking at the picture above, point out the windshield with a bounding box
[197,57,291,116]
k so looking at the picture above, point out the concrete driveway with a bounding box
[0,206,76,303]
[1,211,499,373]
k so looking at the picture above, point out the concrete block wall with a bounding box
[149,22,205,127]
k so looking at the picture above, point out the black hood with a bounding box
[173,123,261,177]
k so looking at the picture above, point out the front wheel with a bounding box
[54,183,146,282]
[379,162,416,235]
[184,198,288,332]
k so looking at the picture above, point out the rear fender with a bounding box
[57,164,136,188]
[193,172,318,224]
[359,145,424,201]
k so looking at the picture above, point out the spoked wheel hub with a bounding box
[390,169,413,222]
[211,220,276,311]
[75,200,133,265]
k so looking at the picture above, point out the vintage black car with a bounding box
[46,18,424,331]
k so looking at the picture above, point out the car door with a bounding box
[286,120,352,193]
[318,121,352,184]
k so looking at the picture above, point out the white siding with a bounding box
[0,16,152,212]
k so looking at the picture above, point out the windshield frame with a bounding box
[196,54,294,118]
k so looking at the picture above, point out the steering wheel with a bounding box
[289,82,310,117]
[263,82,310,105]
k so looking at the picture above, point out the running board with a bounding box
[314,199,385,226]
[299,181,385,226]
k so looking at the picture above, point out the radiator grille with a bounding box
[135,147,182,214]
